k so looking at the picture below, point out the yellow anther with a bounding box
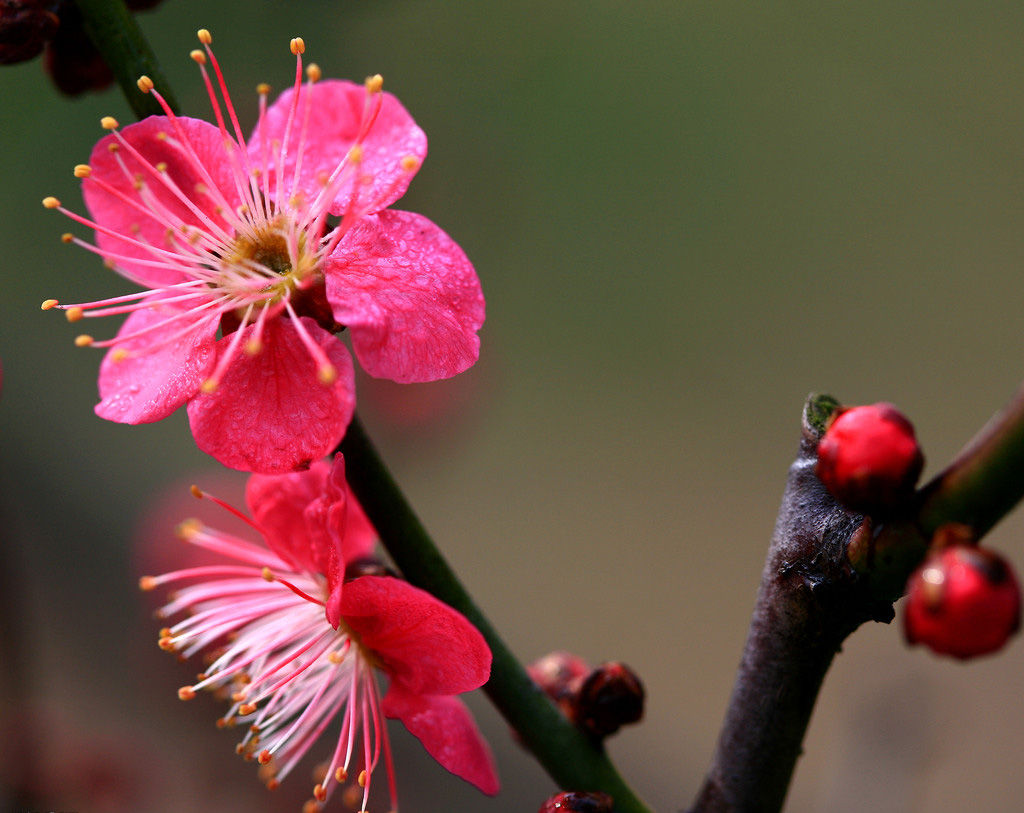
[306,63,322,82]
[266,778,280,791]
[190,49,206,65]
[314,784,327,802]
[365,74,383,93]
[156,131,168,141]
[197,28,212,45]
[231,690,247,702]
[357,769,368,788]
[61,233,74,243]
[74,334,94,347]
[200,377,219,394]
[156,162,168,172]
[139,575,157,591]
[111,348,129,363]
[290,37,305,55]
[400,155,420,172]
[348,144,363,164]
[317,364,338,385]
[42,196,60,209]
[73,164,92,178]
[101,116,119,130]
[335,767,347,782]
[65,307,84,322]
[328,651,343,664]
[189,484,203,499]
[158,636,177,651]
[41,299,59,310]
[257,82,271,95]
[244,337,263,355]
[137,75,154,93]
[178,686,197,700]
[261,567,274,582]
[258,750,272,765]
[239,702,258,715]
[176,518,202,540]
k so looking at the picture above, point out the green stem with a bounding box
[340,415,652,813]
[73,0,178,119]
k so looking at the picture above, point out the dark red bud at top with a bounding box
[527,651,591,723]
[576,661,645,739]
[538,791,614,813]
[815,402,924,514]
[903,543,1021,660]
[0,0,59,64]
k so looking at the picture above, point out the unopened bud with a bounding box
[527,651,591,722]
[538,790,614,813]
[903,543,1021,659]
[577,661,645,739]
[816,402,924,514]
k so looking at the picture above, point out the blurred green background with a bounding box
[4,1,1024,811]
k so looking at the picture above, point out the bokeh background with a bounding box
[4,1,1024,811]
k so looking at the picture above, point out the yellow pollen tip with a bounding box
[189,484,203,499]
[258,750,272,765]
[178,686,197,700]
[200,378,219,394]
[314,784,327,802]
[158,636,177,651]
[318,364,338,385]
[139,575,158,591]
[335,767,347,782]
[65,307,84,323]
[357,769,368,788]
[61,233,74,243]
[261,567,275,582]
[176,518,202,540]
[348,144,363,164]
[42,196,60,209]
[101,116,119,130]
[239,702,258,715]
[290,37,305,55]
[156,162,168,172]
[73,164,92,178]
[190,49,206,65]
[266,778,281,791]
[244,338,263,355]
[41,299,59,310]
[400,155,420,172]
[365,73,383,93]
[231,691,246,702]
[328,651,343,664]
[306,63,322,82]
[111,348,129,363]
[74,334,94,347]
[136,75,154,93]
[257,82,271,95]
[197,28,212,45]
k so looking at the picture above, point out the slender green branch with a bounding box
[73,0,178,118]
[340,415,652,813]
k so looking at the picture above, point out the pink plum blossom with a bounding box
[142,455,499,810]
[43,30,484,473]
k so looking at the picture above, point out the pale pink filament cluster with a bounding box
[148,519,392,812]
[43,33,388,392]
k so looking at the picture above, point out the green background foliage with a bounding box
[3,2,1024,811]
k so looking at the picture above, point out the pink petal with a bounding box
[326,210,485,382]
[186,317,355,473]
[95,303,216,423]
[246,459,332,574]
[84,116,242,287]
[382,687,499,795]
[248,80,427,216]
[341,577,491,696]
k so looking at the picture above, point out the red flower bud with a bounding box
[576,661,645,739]
[903,545,1021,659]
[0,0,59,64]
[538,791,614,813]
[527,651,591,723]
[816,402,924,513]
